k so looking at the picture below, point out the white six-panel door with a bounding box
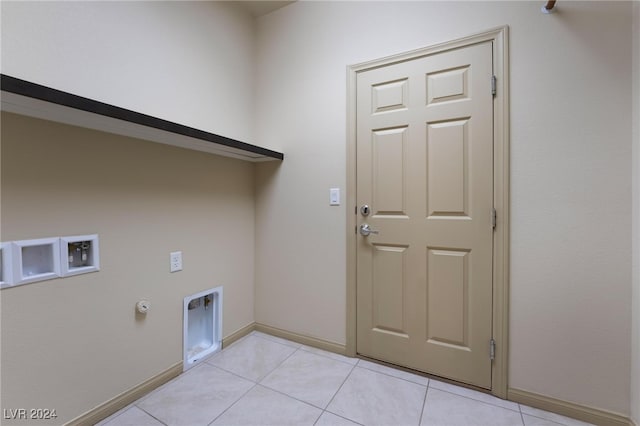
[356,41,495,389]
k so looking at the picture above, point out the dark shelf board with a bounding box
[1,74,283,162]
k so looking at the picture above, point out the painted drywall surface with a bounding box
[632,2,640,424]
[0,112,256,424]
[254,1,632,415]
[0,1,255,144]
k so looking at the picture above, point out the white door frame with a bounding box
[345,26,510,398]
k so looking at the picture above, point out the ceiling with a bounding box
[234,1,295,17]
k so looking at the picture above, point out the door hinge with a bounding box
[490,338,496,360]
[491,75,497,97]
[491,208,497,230]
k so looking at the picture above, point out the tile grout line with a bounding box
[324,363,429,426]
[257,381,331,411]
[201,364,263,424]
[133,363,203,405]
[250,346,361,425]
[204,336,309,425]
[417,383,430,426]
[357,358,520,416]
[519,402,527,426]
[206,382,259,426]
[202,361,263,384]
[257,346,353,409]
[133,404,169,426]
[322,360,359,417]
[354,360,431,425]
[239,344,331,413]
[212,335,436,426]
[312,411,322,426]
[317,410,366,426]
[257,343,302,382]
[131,363,217,425]
[120,332,578,426]
[132,362,257,426]
[205,335,298,382]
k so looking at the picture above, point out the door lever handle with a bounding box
[360,224,379,236]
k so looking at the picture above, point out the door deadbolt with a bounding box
[360,205,370,216]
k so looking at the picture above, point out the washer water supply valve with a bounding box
[68,241,91,267]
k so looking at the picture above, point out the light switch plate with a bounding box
[330,188,340,206]
[170,251,183,272]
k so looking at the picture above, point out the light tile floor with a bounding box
[98,332,593,426]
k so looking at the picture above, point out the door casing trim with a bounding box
[345,26,510,398]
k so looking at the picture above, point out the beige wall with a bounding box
[0,1,256,143]
[254,1,633,416]
[0,112,256,424]
[1,0,636,421]
[0,2,259,423]
[632,2,640,424]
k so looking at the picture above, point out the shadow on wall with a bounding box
[256,161,282,183]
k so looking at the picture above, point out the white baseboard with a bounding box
[508,388,633,426]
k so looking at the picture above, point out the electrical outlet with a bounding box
[170,251,183,273]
